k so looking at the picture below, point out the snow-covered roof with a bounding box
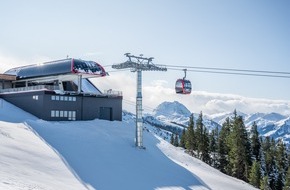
[4,58,107,80]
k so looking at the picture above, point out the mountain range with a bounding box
[143,101,290,145]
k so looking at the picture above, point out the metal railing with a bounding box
[0,85,122,97]
[103,89,122,97]
[0,85,59,93]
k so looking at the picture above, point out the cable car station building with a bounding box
[0,58,122,121]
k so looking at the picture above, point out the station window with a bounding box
[51,95,77,102]
[64,111,68,117]
[51,110,76,120]
[51,110,55,117]
[55,110,59,117]
[68,111,76,120]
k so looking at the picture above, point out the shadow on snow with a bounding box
[27,119,210,190]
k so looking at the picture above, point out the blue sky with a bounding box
[0,0,290,114]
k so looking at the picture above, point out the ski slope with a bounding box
[0,99,257,190]
[0,100,87,190]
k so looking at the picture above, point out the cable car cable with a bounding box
[166,68,290,79]
[163,64,290,75]
[107,64,290,78]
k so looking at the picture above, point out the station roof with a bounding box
[3,58,107,81]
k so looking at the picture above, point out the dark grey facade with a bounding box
[0,58,123,121]
[0,90,122,121]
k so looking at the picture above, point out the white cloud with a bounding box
[0,53,52,73]
[150,80,168,86]
[92,72,290,116]
[83,52,103,57]
[0,54,26,73]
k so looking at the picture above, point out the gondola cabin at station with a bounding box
[0,58,122,121]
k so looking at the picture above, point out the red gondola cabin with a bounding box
[175,79,191,94]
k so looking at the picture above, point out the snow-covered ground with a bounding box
[0,100,87,190]
[0,99,257,190]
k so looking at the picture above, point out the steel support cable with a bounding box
[165,67,290,79]
[123,99,154,112]
[102,65,113,67]
[106,64,290,78]
[163,64,290,75]
[123,99,154,111]
[105,68,131,73]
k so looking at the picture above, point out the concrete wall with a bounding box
[0,91,46,119]
[82,96,122,121]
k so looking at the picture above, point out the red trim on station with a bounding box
[71,58,75,73]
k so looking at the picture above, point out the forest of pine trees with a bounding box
[170,110,290,190]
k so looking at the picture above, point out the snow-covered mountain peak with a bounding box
[210,110,247,125]
[153,101,191,118]
[262,112,287,121]
[276,116,290,127]
[145,101,221,136]
[244,112,265,122]
[122,110,136,123]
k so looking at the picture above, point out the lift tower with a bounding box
[112,53,167,148]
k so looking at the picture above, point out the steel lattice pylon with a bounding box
[112,53,167,148]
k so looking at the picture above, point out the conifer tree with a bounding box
[249,160,261,188]
[233,109,238,119]
[283,167,290,190]
[276,173,284,190]
[259,137,267,181]
[228,115,251,181]
[260,176,271,190]
[201,127,211,164]
[263,137,278,189]
[262,136,272,178]
[250,121,261,161]
[209,127,218,167]
[179,128,186,148]
[170,133,174,145]
[276,139,289,190]
[174,134,179,147]
[195,112,204,158]
[217,117,231,174]
[185,114,195,156]
[189,111,210,164]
